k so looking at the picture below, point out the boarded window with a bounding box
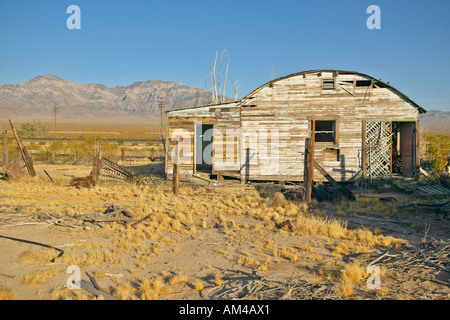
[315,120,336,143]
[322,79,335,90]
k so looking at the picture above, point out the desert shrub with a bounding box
[16,120,49,138]
[100,140,119,159]
[3,139,19,159]
[26,141,40,150]
[82,133,102,145]
[65,136,118,163]
[37,140,65,161]
[66,139,89,162]
[425,134,450,172]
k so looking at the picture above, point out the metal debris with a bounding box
[0,234,64,262]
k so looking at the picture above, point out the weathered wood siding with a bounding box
[212,106,241,174]
[165,102,240,175]
[240,71,420,182]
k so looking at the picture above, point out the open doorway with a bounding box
[195,123,213,173]
[392,121,416,177]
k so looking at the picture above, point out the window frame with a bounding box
[321,78,336,90]
[309,117,339,146]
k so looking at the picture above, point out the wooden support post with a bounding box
[92,142,102,183]
[314,161,340,189]
[9,119,36,177]
[415,120,420,177]
[304,137,314,209]
[22,144,36,176]
[150,147,155,162]
[311,120,316,182]
[2,130,8,170]
[173,137,181,194]
[193,122,197,175]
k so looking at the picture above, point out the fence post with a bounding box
[304,137,314,209]
[150,147,155,162]
[2,130,8,170]
[92,142,102,183]
[9,119,36,177]
[173,136,181,194]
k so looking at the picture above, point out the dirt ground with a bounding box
[0,161,448,300]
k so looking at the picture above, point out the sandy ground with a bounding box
[0,161,449,300]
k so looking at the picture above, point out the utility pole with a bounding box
[159,97,166,153]
[53,103,59,135]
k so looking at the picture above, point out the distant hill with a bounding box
[419,110,450,134]
[420,110,450,123]
[0,74,215,122]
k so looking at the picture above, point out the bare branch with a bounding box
[223,59,230,103]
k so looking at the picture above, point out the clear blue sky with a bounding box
[1,0,449,111]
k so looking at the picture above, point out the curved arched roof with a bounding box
[242,69,426,114]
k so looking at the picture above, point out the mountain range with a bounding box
[0,74,214,122]
[419,109,450,123]
[0,74,448,131]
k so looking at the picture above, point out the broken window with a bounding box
[322,78,335,90]
[315,120,337,143]
[355,80,372,87]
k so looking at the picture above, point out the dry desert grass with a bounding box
[0,169,446,300]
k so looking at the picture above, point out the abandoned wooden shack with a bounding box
[165,69,426,184]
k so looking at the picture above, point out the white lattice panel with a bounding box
[366,121,392,178]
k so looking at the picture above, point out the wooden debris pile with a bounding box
[98,157,151,184]
[392,240,449,274]
[102,203,134,219]
[100,157,136,182]
[371,240,449,288]
[1,120,36,179]
[397,199,450,218]
[0,203,135,230]
[74,203,135,228]
[206,271,339,300]
[395,182,450,197]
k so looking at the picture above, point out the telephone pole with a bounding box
[159,97,166,153]
[53,103,59,134]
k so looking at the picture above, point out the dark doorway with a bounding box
[399,122,416,177]
[195,123,213,172]
[392,121,417,177]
